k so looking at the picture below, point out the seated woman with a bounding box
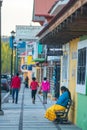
[44,86,71,121]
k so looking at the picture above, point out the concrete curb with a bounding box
[2,92,10,104]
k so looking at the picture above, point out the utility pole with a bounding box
[0,0,4,115]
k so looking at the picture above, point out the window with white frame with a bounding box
[77,47,86,85]
[62,54,68,80]
[76,39,87,94]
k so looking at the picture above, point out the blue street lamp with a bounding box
[0,0,3,115]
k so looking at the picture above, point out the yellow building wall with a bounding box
[21,57,25,65]
[68,38,79,123]
[27,56,33,85]
[36,66,41,83]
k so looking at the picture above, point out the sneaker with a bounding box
[15,101,18,104]
[33,100,35,104]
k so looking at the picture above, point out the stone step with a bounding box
[57,124,82,130]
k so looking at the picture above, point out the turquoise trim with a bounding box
[38,44,43,54]
[80,35,87,41]
[76,94,87,130]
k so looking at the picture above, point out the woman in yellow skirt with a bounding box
[44,86,71,121]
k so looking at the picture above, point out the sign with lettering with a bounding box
[47,48,63,56]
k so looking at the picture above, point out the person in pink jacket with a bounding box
[11,73,21,104]
[41,77,50,104]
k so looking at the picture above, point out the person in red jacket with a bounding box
[11,73,21,104]
[30,77,39,104]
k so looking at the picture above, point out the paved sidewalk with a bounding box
[0,84,23,130]
[0,83,57,130]
[0,83,82,130]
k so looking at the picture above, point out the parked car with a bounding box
[2,74,9,78]
[1,74,11,86]
[7,74,11,86]
[1,78,10,92]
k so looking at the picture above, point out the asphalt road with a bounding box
[1,90,7,98]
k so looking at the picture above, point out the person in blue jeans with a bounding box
[11,73,21,104]
[41,77,50,104]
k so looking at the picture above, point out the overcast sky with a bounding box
[1,0,39,36]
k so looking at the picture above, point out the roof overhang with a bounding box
[37,0,87,45]
[32,0,56,24]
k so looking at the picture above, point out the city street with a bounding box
[0,1,86,130]
[0,83,57,130]
[0,83,81,130]
[1,90,9,98]
[1,91,6,99]
[1,91,10,104]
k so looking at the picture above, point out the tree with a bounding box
[1,42,11,74]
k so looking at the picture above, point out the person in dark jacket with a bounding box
[25,76,29,88]
[11,73,21,104]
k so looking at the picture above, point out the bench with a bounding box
[55,99,72,124]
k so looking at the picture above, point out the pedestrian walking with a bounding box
[44,86,71,121]
[30,77,39,104]
[25,76,29,88]
[11,72,21,104]
[41,77,50,104]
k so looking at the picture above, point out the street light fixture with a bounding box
[10,30,15,81]
[0,0,3,115]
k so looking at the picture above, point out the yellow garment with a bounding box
[44,104,66,121]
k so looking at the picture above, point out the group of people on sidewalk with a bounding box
[30,77,50,104]
[10,72,71,123]
[10,73,50,105]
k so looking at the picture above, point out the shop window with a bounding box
[77,48,86,85]
[62,55,68,80]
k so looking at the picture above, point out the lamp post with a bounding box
[13,42,17,74]
[0,0,3,115]
[10,30,15,81]
[16,46,18,73]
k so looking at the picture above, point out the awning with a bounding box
[37,0,87,45]
[32,58,46,63]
